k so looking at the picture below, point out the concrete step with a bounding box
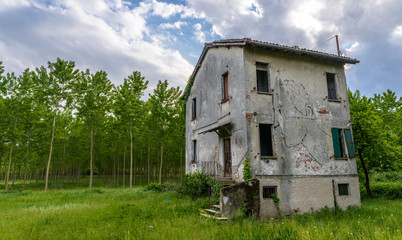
[200,213,228,221]
[204,208,222,216]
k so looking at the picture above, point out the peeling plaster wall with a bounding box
[185,46,249,180]
[243,46,358,177]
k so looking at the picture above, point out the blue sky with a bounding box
[0,0,401,97]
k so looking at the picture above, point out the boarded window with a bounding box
[326,73,338,100]
[191,97,196,120]
[256,63,269,92]
[332,128,355,158]
[222,72,229,101]
[338,183,349,195]
[259,124,273,156]
[192,140,197,162]
[263,186,277,198]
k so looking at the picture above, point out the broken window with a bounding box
[222,72,229,101]
[191,97,196,120]
[259,124,273,157]
[326,73,338,100]
[332,128,355,158]
[338,183,349,195]
[263,186,277,198]
[256,63,270,93]
[192,140,197,162]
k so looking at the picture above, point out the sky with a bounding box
[0,0,401,97]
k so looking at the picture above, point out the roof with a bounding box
[183,38,359,100]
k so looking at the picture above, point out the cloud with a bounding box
[159,21,187,29]
[193,23,205,43]
[0,0,194,91]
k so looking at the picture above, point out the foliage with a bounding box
[179,172,219,199]
[143,183,178,192]
[360,171,402,200]
[243,157,252,181]
[0,184,400,240]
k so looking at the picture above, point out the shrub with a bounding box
[178,172,220,199]
[370,182,401,199]
[143,183,177,192]
[243,157,252,181]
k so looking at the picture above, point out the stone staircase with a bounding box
[200,204,228,220]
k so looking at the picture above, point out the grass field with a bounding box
[0,179,400,240]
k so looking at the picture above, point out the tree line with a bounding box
[348,89,401,197]
[0,59,185,191]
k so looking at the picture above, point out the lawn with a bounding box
[0,180,400,240]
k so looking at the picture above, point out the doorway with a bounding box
[223,138,232,177]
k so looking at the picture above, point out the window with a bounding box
[263,186,277,198]
[326,73,338,100]
[191,97,196,120]
[338,183,349,195]
[222,72,229,101]
[332,128,355,158]
[192,140,197,162]
[256,63,270,93]
[259,124,273,157]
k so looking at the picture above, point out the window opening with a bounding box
[192,140,197,162]
[256,63,269,92]
[332,128,355,158]
[191,97,196,120]
[259,124,273,156]
[222,72,229,101]
[263,186,277,198]
[338,183,349,195]
[326,73,338,100]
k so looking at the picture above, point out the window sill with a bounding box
[257,91,273,95]
[260,156,277,159]
[335,157,348,160]
[191,118,197,121]
[328,99,341,102]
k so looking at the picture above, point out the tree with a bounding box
[149,80,182,184]
[74,70,113,189]
[114,71,148,188]
[34,58,79,191]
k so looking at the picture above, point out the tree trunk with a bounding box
[123,141,126,188]
[147,136,150,184]
[180,144,183,180]
[358,148,372,197]
[22,136,30,190]
[158,139,164,184]
[130,118,133,189]
[89,125,94,189]
[11,152,18,186]
[5,116,18,191]
[45,115,56,192]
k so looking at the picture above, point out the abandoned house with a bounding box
[184,38,361,218]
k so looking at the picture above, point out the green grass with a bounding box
[0,179,400,239]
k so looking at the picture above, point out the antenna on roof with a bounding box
[335,35,340,56]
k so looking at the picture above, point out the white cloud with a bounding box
[159,21,187,29]
[345,42,360,52]
[193,23,205,43]
[390,25,402,45]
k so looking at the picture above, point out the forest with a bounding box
[0,58,185,191]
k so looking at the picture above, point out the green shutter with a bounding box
[332,128,341,158]
[344,129,355,157]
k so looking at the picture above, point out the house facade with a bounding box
[185,38,361,217]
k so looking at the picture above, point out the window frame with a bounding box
[326,72,339,101]
[221,72,229,102]
[338,183,349,196]
[192,140,197,163]
[262,186,277,198]
[259,123,274,158]
[191,97,197,120]
[331,128,355,159]
[256,63,270,93]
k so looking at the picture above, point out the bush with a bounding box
[143,183,177,192]
[178,172,220,199]
[370,182,401,199]
[243,157,252,181]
